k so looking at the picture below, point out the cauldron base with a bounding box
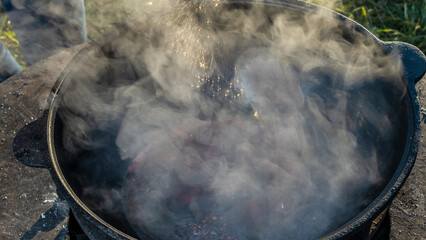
[68,211,90,240]
[65,208,391,240]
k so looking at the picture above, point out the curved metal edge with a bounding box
[46,42,138,240]
[319,91,420,240]
[381,41,426,84]
[255,1,422,240]
[43,1,422,240]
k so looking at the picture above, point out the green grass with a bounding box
[0,13,25,69]
[0,0,424,69]
[332,0,426,53]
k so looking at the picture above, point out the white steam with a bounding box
[58,1,405,239]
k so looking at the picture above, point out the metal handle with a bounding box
[12,111,51,169]
[382,41,426,84]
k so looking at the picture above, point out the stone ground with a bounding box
[0,46,84,240]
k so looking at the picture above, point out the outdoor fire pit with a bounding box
[11,0,426,239]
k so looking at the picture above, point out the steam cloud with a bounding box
[58,1,405,239]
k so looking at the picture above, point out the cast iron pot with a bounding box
[12,0,426,239]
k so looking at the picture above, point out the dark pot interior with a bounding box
[51,2,409,239]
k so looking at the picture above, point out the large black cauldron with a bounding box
[13,1,426,239]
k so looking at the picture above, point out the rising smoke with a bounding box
[57,0,406,239]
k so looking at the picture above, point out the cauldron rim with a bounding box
[33,1,424,239]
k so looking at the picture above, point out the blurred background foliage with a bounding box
[0,0,424,69]
[310,0,425,53]
[0,11,25,68]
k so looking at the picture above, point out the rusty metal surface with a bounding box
[0,42,423,239]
